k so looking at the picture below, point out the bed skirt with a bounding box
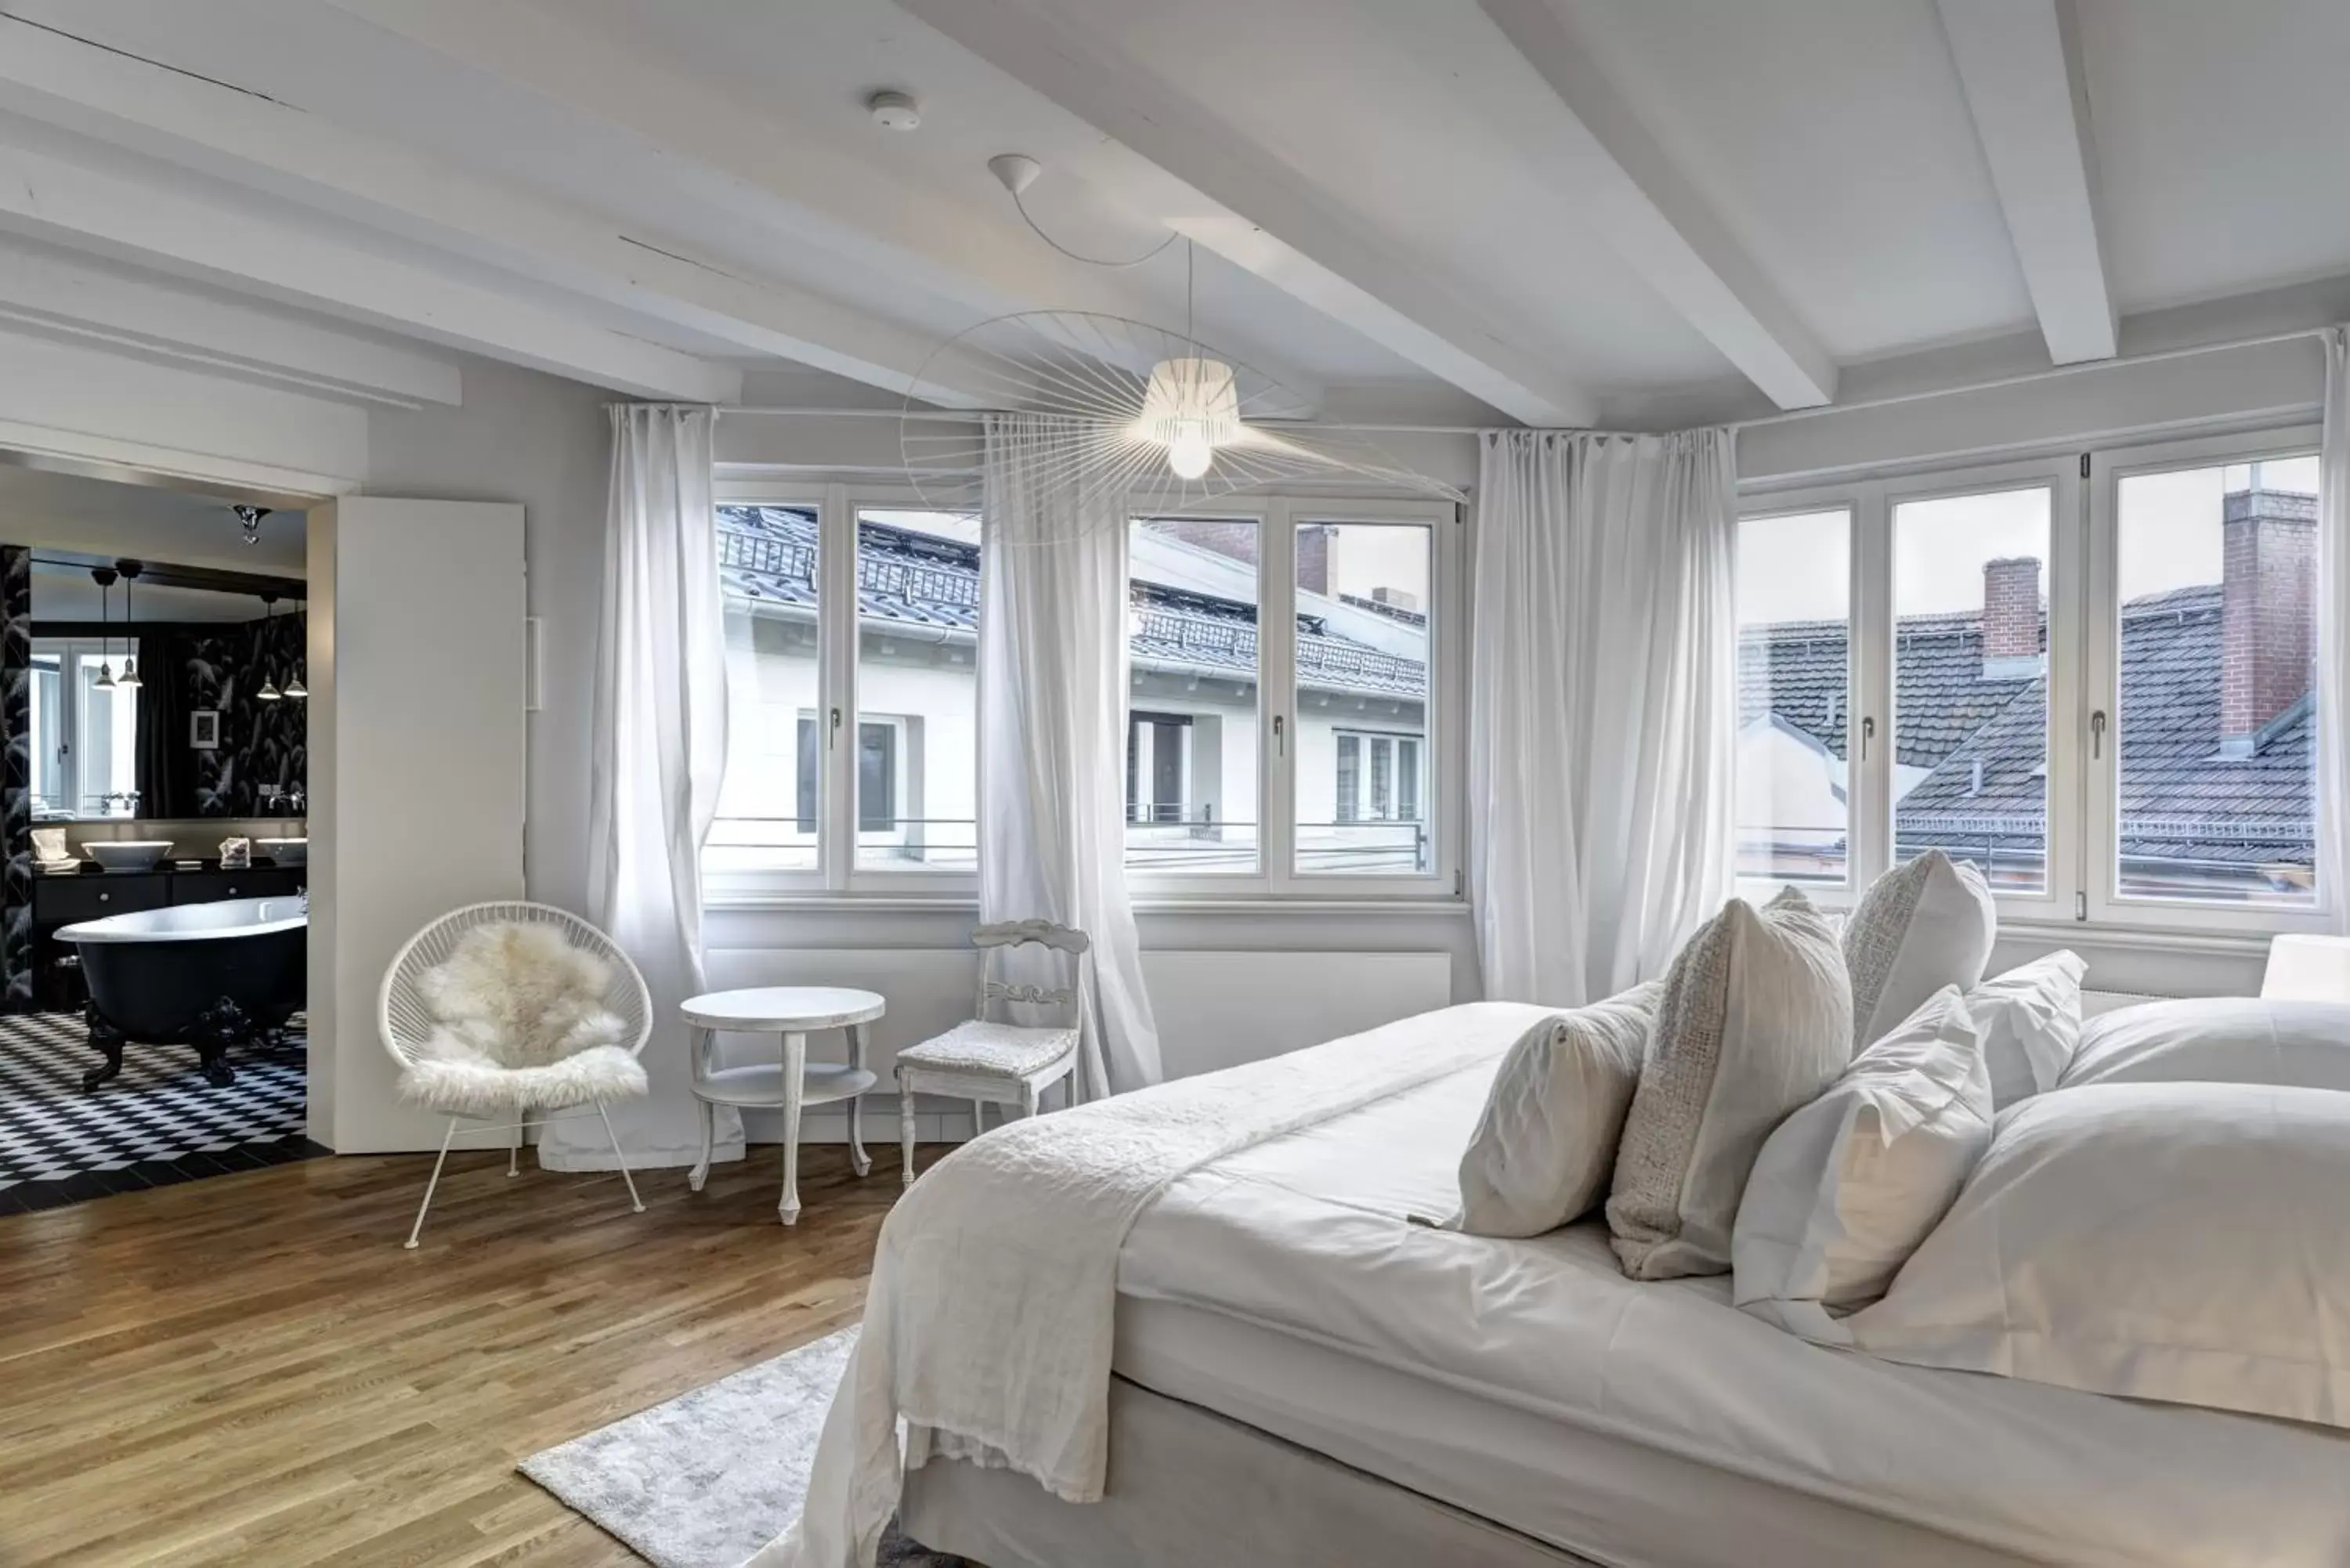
[899,1376,1603,1568]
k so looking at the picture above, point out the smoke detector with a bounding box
[866,89,921,131]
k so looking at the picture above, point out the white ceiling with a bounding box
[0,0,2341,428]
[0,464,309,573]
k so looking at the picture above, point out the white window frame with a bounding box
[32,638,140,819]
[1128,493,1460,901]
[2084,424,2333,937]
[1733,498,1864,898]
[1737,454,2082,928]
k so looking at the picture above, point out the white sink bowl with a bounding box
[258,837,308,866]
[85,840,174,872]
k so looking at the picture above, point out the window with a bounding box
[1126,517,1261,873]
[30,640,138,818]
[1293,521,1433,876]
[2110,453,2319,908]
[709,503,822,876]
[1893,486,2052,894]
[1735,508,1852,883]
[856,509,977,869]
[708,487,1455,902]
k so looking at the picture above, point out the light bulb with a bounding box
[1166,421,1215,480]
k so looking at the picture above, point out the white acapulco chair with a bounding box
[379,901,653,1248]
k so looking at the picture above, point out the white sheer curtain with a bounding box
[2320,328,2350,931]
[1469,428,1737,1007]
[544,404,745,1169]
[977,414,1163,1097]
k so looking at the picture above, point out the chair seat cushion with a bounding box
[898,1020,1078,1078]
[400,1044,648,1116]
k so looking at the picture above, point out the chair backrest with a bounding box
[971,919,1090,1033]
[378,901,653,1071]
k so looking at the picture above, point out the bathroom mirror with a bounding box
[29,556,309,821]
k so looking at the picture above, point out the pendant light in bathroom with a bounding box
[91,566,117,691]
[255,593,282,702]
[115,561,142,688]
[283,597,308,700]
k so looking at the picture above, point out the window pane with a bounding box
[1296,522,1430,875]
[857,509,979,870]
[1736,509,1851,883]
[30,654,60,815]
[1127,518,1261,872]
[74,652,138,818]
[710,504,821,873]
[2115,455,2319,905]
[1892,487,2052,894]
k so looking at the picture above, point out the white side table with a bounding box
[681,986,884,1226]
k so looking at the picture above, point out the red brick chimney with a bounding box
[1296,524,1335,596]
[1980,556,2043,677]
[2220,488,2318,755]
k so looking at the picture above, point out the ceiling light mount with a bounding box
[987,151,1176,269]
[866,89,921,131]
[986,153,1041,197]
[232,504,272,546]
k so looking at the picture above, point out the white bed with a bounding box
[1010,1046,2350,1567]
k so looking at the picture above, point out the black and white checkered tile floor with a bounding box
[0,1011,324,1215]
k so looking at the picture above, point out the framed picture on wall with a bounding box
[190,710,220,750]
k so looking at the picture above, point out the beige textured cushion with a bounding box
[1842,1082,2350,1432]
[1607,887,1853,1280]
[1843,850,1996,1052]
[1452,982,1663,1237]
[1733,985,1992,1339]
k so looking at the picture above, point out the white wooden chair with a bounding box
[896,919,1089,1183]
[378,901,653,1248]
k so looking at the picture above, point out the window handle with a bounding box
[1860,716,1875,762]
[2091,709,2107,761]
[829,706,841,751]
[1273,714,1285,757]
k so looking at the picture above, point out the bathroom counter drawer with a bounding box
[37,875,170,925]
[172,868,304,904]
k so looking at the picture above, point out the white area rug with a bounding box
[520,1327,964,1567]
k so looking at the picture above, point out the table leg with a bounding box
[779,1030,806,1227]
[688,1027,714,1192]
[847,1022,872,1178]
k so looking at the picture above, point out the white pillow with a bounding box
[1842,850,1996,1053]
[1733,985,1991,1339]
[1607,887,1852,1281]
[1452,983,1662,1237]
[1841,1082,2350,1432]
[2061,997,2350,1093]
[1965,949,2086,1109]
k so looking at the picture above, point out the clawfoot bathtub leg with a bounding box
[81,1003,126,1092]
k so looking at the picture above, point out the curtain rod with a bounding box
[705,322,2334,439]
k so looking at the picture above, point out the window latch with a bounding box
[1273,714,1285,757]
[1859,716,1875,761]
[829,706,841,750]
[2091,709,2107,761]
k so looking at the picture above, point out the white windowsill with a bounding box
[707,891,1471,917]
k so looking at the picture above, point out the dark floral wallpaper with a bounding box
[179,611,307,817]
[3,547,32,1010]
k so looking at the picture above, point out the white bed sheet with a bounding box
[1113,1061,2350,1568]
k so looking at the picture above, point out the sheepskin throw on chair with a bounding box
[400,923,648,1115]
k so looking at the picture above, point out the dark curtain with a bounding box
[135,630,194,818]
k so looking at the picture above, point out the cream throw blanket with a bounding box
[748,1003,1543,1568]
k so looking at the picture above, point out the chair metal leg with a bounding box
[509,1106,526,1177]
[595,1100,645,1215]
[899,1070,918,1186]
[405,1118,459,1249]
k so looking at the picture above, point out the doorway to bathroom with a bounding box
[0,461,323,1215]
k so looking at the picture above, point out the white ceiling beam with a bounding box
[0,234,461,407]
[1934,0,2117,365]
[897,0,1596,428]
[313,0,1326,413]
[0,14,1005,407]
[1459,0,1835,410]
[0,137,740,403]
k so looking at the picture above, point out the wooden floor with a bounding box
[0,1140,923,1566]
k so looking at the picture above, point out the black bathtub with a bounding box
[56,896,307,1088]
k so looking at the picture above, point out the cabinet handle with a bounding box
[227,887,240,896]
[97,892,110,904]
